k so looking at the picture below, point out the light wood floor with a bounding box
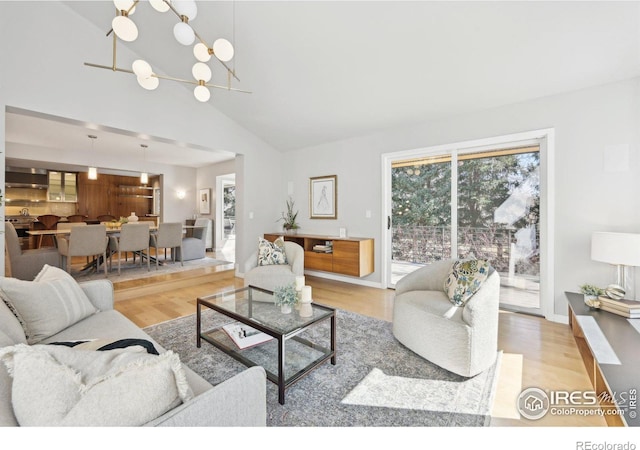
[113,264,606,427]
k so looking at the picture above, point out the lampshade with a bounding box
[88,167,98,180]
[192,62,212,82]
[193,42,211,62]
[112,15,138,42]
[213,38,234,62]
[173,21,195,45]
[149,0,170,13]
[591,232,640,267]
[194,85,210,102]
[140,172,149,184]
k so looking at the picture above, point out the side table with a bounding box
[566,292,640,426]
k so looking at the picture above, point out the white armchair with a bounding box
[392,259,500,377]
[244,241,304,292]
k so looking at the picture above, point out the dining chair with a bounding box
[66,214,88,223]
[36,214,60,248]
[109,222,152,275]
[149,222,183,269]
[97,214,116,222]
[57,224,109,276]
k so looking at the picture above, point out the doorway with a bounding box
[216,173,235,262]
[382,130,554,317]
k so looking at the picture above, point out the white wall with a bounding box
[283,77,640,317]
[0,2,283,274]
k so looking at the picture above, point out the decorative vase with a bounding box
[284,228,297,235]
[280,304,292,314]
[128,212,139,222]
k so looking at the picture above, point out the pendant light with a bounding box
[88,135,98,180]
[140,144,149,184]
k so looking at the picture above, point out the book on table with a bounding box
[599,304,640,319]
[597,296,640,310]
[222,323,273,349]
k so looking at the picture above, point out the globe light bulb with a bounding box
[149,0,170,13]
[137,75,159,90]
[194,85,210,102]
[114,0,136,14]
[173,22,195,46]
[112,15,138,42]
[193,42,211,62]
[173,0,197,20]
[132,60,153,79]
[192,62,212,82]
[213,38,234,62]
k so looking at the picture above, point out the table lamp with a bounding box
[591,232,640,300]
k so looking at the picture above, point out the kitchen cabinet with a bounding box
[48,171,77,202]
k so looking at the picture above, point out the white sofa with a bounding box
[0,273,266,426]
[392,259,500,377]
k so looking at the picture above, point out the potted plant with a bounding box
[580,284,604,309]
[278,197,299,234]
[274,283,298,314]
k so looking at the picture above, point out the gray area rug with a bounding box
[144,308,499,427]
[70,256,231,283]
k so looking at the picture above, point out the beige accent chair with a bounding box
[392,259,500,377]
[150,222,183,268]
[194,218,213,251]
[109,222,151,275]
[244,241,304,292]
[57,224,109,276]
[4,222,60,280]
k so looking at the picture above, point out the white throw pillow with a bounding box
[0,344,193,426]
[0,265,97,344]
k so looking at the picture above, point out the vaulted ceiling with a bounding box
[8,1,640,169]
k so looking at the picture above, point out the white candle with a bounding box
[295,276,305,291]
[301,285,312,303]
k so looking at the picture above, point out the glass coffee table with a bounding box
[197,285,336,404]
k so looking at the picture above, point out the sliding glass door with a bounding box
[390,145,541,314]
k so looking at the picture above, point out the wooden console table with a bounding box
[264,233,374,277]
[566,292,640,426]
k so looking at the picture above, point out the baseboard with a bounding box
[546,313,569,324]
[302,270,383,288]
[236,268,382,288]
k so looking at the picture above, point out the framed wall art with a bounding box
[199,188,211,214]
[309,175,337,219]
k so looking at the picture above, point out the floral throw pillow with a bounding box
[257,237,288,266]
[443,259,491,306]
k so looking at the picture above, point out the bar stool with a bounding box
[36,215,60,248]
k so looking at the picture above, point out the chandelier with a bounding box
[85,0,250,102]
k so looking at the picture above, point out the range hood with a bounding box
[5,167,48,189]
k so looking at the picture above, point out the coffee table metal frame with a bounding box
[196,285,336,404]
